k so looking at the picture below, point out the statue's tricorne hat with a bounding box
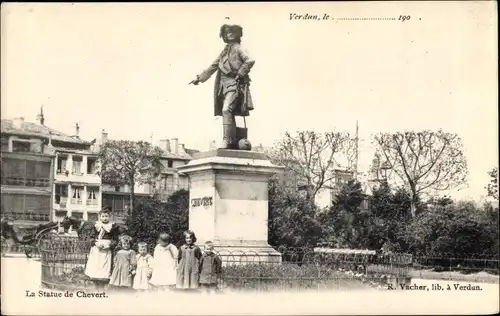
[219,24,243,39]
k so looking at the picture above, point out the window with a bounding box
[1,137,9,152]
[55,210,68,220]
[1,194,50,221]
[87,157,98,174]
[114,197,125,212]
[86,187,99,205]
[87,212,99,222]
[114,186,121,192]
[178,175,189,190]
[12,141,31,153]
[29,141,42,153]
[165,175,174,194]
[72,156,83,174]
[57,156,68,174]
[71,212,84,220]
[55,184,68,204]
[25,161,51,187]
[72,186,83,204]
[167,159,173,168]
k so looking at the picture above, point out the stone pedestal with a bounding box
[177,149,284,265]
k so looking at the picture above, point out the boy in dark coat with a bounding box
[199,241,222,294]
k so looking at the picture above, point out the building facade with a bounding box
[1,114,100,228]
[1,149,54,232]
[53,148,101,222]
[152,138,193,201]
[1,117,55,232]
[315,169,356,209]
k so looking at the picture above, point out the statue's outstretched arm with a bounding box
[197,56,221,83]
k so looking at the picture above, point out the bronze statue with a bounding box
[190,24,255,150]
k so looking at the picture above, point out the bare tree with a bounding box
[270,130,356,202]
[372,130,468,218]
[99,140,164,220]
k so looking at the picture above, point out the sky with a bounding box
[1,2,497,200]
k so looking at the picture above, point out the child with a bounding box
[176,230,202,290]
[109,235,137,291]
[133,242,153,291]
[149,233,178,291]
[84,208,119,290]
[199,241,222,294]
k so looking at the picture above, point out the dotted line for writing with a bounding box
[332,17,397,21]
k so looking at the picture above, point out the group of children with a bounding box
[84,209,222,294]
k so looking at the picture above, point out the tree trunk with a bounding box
[409,182,418,219]
[410,201,417,219]
[130,179,135,222]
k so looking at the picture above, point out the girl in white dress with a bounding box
[84,209,119,290]
[133,242,153,291]
[149,233,178,291]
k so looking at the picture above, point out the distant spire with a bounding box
[37,106,45,125]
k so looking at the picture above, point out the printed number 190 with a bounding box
[399,15,411,22]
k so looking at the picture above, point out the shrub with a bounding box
[268,177,324,248]
[221,263,373,291]
[406,201,499,271]
[126,190,189,250]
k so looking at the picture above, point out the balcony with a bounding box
[86,199,99,206]
[54,170,101,185]
[2,211,50,222]
[71,198,83,205]
[1,177,51,187]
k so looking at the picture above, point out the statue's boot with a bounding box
[219,114,236,149]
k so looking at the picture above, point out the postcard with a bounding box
[1,2,498,315]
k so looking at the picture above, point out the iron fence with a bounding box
[1,235,78,259]
[34,239,499,292]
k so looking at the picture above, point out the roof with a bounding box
[54,147,98,155]
[185,148,200,156]
[1,119,90,145]
[161,150,193,161]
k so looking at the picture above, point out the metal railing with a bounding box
[71,198,83,205]
[1,211,50,222]
[86,199,99,206]
[36,240,499,292]
[1,177,51,187]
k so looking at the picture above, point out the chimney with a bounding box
[171,138,178,154]
[209,140,217,150]
[13,117,25,129]
[101,129,108,144]
[179,143,186,153]
[160,139,171,152]
[75,123,80,137]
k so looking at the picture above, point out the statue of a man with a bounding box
[190,24,255,149]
